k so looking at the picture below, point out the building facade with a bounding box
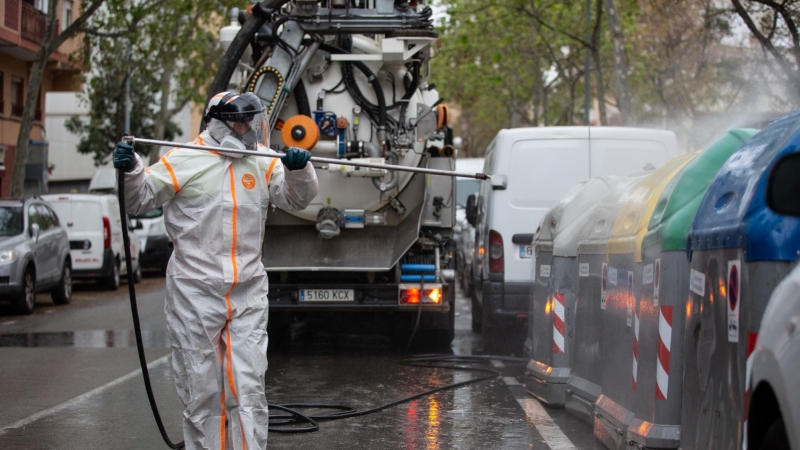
[0,0,82,196]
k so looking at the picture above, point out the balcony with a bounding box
[21,2,46,44]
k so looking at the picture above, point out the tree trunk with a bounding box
[150,60,175,165]
[592,0,608,125]
[11,0,58,198]
[603,0,633,125]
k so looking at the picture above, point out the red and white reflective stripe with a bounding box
[656,306,673,400]
[552,293,566,354]
[632,310,639,391]
[742,332,758,450]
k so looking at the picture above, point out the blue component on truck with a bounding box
[313,111,337,137]
[401,264,436,273]
[338,128,347,158]
[401,275,436,282]
[689,110,800,261]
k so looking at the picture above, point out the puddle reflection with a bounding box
[0,329,169,348]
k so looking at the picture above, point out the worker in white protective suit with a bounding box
[112,91,318,450]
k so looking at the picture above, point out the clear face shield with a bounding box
[209,112,269,152]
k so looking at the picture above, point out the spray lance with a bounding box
[120,136,490,180]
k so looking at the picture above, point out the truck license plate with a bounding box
[299,289,355,302]
[519,245,532,259]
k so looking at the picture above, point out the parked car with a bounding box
[0,197,73,313]
[747,151,800,450]
[43,193,140,289]
[131,207,172,275]
[454,158,484,295]
[466,126,680,346]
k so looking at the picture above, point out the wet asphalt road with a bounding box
[0,276,600,449]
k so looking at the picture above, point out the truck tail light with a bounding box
[400,288,442,304]
[103,217,111,248]
[489,229,504,273]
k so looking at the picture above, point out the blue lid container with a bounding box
[689,111,800,261]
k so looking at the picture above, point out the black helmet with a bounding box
[203,91,266,123]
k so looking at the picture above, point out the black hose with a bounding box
[318,42,387,130]
[117,169,185,449]
[205,0,290,132]
[294,80,312,117]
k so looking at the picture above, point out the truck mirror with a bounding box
[466,194,477,226]
[767,153,800,217]
[490,174,507,190]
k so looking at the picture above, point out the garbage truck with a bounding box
[210,0,458,343]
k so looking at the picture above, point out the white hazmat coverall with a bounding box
[124,129,318,450]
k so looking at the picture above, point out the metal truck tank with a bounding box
[594,154,696,450]
[681,112,800,450]
[626,129,757,450]
[525,177,622,406]
[565,175,643,425]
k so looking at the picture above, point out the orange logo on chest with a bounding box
[241,173,256,190]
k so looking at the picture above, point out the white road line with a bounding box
[516,398,577,450]
[490,359,505,368]
[1,321,17,326]
[501,377,577,450]
[0,354,170,435]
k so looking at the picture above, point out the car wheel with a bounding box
[51,260,72,305]
[471,296,482,332]
[14,266,36,315]
[134,262,142,284]
[105,260,120,290]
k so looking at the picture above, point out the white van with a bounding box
[43,194,141,289]
[465,127,680,345]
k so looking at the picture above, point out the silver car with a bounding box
[0,197,73,314]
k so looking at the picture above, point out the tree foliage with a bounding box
[432,0,794,155]
[66,0,240,165]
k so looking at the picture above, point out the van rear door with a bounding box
[70,201,104,271]
[496,138,591,282]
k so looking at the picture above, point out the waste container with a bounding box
[525,177,621,406]
[627,129,758,449]
[565,175,643,425]
[594,154,697,450]
[681,112,800,450]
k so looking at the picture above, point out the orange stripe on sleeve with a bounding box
[265,159,279,185]
[160,157,180,192]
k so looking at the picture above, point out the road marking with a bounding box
[502,377,577,450]
[516,397,577,450]
[1,321,17,326]
[0,354,170,435]
[490,359,505,368]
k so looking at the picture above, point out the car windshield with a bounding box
[0,206,24,236]
[132,207,163,219]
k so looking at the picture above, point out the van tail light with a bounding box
[103,217,111,248]
[489,229,504,274]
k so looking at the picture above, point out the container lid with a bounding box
[577,175,645,255]
[551,177,622,257]
[607,153,697,261]
[642,129,758,253]
[689,111,800,261]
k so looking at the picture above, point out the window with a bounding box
[10,77,24,118]
[27,205,40,231]
[62,1,72,31]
